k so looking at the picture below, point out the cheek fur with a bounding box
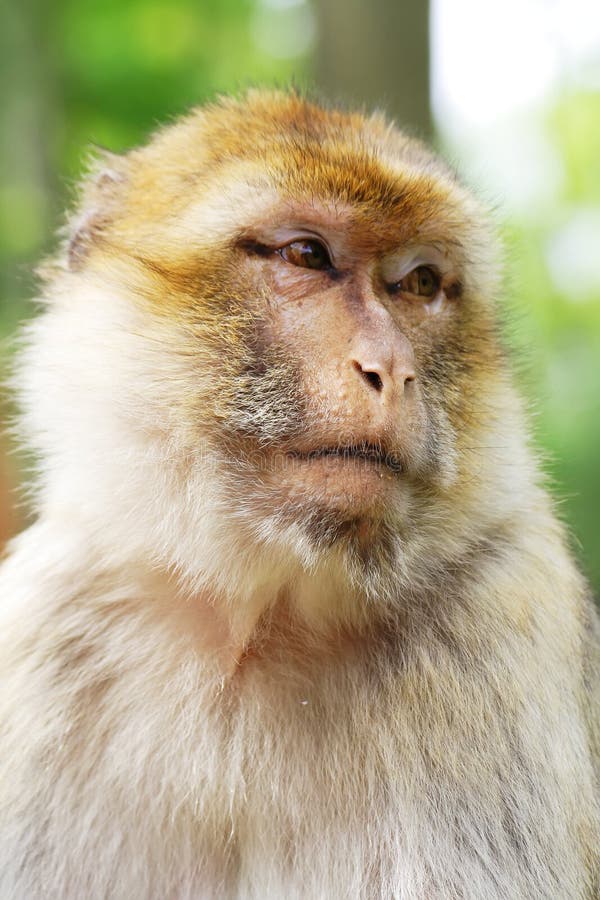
[413,301,503,424]
[222,354,308,444]
[185,270,319,447]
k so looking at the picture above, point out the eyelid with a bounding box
[381,246,453,283]
[238,228,335,262]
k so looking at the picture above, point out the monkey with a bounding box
[0,88,598,899]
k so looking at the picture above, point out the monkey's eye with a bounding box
[278,239,332,271]
[396,265,440,299]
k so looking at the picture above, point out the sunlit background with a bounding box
[1,0,599,590]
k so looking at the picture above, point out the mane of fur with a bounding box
[0,91,598,899]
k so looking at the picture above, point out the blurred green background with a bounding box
[0,0,598,591]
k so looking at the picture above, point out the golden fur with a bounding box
[0,90,598,898]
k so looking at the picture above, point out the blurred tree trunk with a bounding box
[0,0,59,548]
[0,0,61,313]
[314,0,432,140]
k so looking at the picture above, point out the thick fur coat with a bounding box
[0,91,598,898]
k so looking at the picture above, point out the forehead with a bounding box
[134,94,450,201]
[118,94,483,266]
[143,161,468,272]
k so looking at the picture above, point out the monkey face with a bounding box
[220,214,446,521]
[165,180,500,567]
[165,152,499,551]
[30,92,513,595]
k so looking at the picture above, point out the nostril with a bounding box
[364,370,383,392]
[353,360,384,393]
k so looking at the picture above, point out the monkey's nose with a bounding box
[351,353,416,398]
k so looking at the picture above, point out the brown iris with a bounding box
[278,239,332,270]
[397,265,440,299]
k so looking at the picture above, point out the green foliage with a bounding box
[55,0,304,166]
[550,92,600,205]
[507,90,600,591]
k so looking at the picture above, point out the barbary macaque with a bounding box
[0,90,598,899]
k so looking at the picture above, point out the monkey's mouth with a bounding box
[290,444,403,475]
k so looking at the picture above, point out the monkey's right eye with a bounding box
[278,240,332,271]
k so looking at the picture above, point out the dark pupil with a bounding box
[419,269,433,293]
[290,240,329,269]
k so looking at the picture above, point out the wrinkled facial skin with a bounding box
[171,199,500,557]
[227,213,453,510]
[73,92,503,558]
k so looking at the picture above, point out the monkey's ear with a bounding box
[66,148,129,271]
